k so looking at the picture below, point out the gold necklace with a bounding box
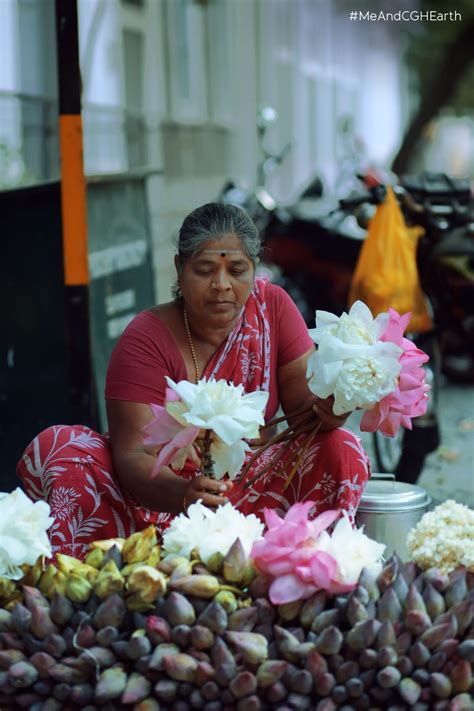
[183,307,200,383]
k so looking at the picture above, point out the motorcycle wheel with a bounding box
[372,332,441,484]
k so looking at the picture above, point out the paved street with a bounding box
[348,378,474,508]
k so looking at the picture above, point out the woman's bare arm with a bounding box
[277,347,348,431]
[106,400,231,512]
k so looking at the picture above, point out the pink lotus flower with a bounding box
[250,503,353,604]
[360,308,430,437]
[143,388,200,477]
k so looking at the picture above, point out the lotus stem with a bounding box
[282,421,322,491]
[218,584,248,596]
[201,429,215,479]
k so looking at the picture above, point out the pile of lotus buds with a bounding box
[0,526,473,710]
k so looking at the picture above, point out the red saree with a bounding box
[17,281,370,559]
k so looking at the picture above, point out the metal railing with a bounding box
[0,90,149,188]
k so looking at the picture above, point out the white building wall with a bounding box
[2,0,410,304]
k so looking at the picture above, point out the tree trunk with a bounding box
[392,18,474,175]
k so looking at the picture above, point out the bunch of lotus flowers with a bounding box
[241,301,430,489]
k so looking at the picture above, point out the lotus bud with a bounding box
[375,619,396,649]
[406,583,429,615]
[224,630,268,665]
[93,560,124,599]
[171,574,219,599]
[65,573,92,604]
[458,639,474,662]
[48,593,73,627]
[43,633,68,658]
[345,596,369,627]
[427,650,446,673]
[186,625,212,651]
[84,547,104,569]
[197,601,228,634]
[313,671,336,697]
[89,537,125,554]
[409,640,430,668]
[118,671,151,705]
[229,670,257,699]
[3,594,23,611]
[359,648,378,669]
[122,526,157,564]
[49,663,86,684]
[241,565,257,588]
[397,655,414,677]
[276,600,301,622]
[153,678,177,701]
[395,630,413,655]
[227,606,257,633]
[193,660,215,686]
[396,677,421,705]
[19,557,44,587]
[28,602,58,640]
[377,645,398,668]
[163,591,196,627]
[437,637,459,660]
[211,635,236,668]
[350,584,370,607]
[405,609,432,635]
[7,660,38,688]
[0,609,13,632]
[43,570,68,598]
[169,561,193,585]
[450,660,472,693]
[376,665,401,688]
[143,616,169,646]
[249,573,271,598]
[170,623,189,647]
[347,619,381,652]
[297,590,325,628]
[163,652,198,683]
[94,625,118,648]
[304,649,328,678]
[377,586,403,622]
[419,619,455,650]
[451,693,474,710]
[335,661,359,685]
[255,660,287,688]
[10,603,32,635]
[69,682,94,704]
[273,625,302,662]
[289,669,313,696]
[430,672,452,699]
[424,567,449,592]
[148,642,180,671]
[125,635,152,661]
[126,564,167,604]
[22,585,50,611]
[56,554,81,575]
[451,598,473,635]
[310,609,338,634]
[157,554,188,574]
[264,680,286,703]
[316,626,343,655]
[356,567,380,601]
[94,666,127,703]
[101,544,123,570]
[0,649,27,671]
[213,589,238,614]
[145,544,161,568]
[29,651,55,678]
[0,578,17,599]
[93,592,126,628]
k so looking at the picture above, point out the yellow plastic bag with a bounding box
[348,186,433,333]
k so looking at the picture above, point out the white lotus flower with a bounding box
[0,488,54,579]
[164,377,268,478]
[313,510,386,585]
[162,500,264,564]
[307,301,403,415]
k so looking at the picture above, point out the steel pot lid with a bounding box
[358,474,431,513]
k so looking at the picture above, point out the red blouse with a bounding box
[105,283,313,420]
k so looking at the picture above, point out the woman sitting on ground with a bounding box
[17,202,370,558]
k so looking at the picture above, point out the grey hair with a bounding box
[172,202,262,298]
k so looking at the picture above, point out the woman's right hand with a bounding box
[183,475,233,511]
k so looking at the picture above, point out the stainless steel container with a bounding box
[355,473,431,561]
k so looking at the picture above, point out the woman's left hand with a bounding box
[312,395,349,431]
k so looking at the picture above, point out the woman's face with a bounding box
[177,233,255,327]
